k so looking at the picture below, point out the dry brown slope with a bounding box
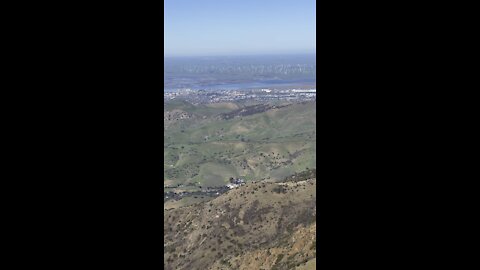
[164,179,316,270]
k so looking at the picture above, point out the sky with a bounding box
[164,0,316,57]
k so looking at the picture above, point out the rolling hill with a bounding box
[164,100,316,188]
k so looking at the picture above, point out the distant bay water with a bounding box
[164,54,316,91]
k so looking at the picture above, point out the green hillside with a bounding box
[164,100,316,187]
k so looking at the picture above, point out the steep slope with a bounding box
[164,178,316,270]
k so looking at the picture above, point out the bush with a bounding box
[272,186,287,194]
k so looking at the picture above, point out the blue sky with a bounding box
[164,0,316,57]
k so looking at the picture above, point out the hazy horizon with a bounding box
[164,52,316,58]
[164,0,316,57]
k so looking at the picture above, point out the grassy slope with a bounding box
[164,101,316,187]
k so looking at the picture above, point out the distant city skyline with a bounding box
[164,0,316,57]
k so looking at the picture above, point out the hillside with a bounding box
[164,100,316,188]
[164,178,316,270]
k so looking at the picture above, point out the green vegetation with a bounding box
[164,100,316,188]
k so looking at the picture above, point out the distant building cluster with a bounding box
[164,88,316,104]
[164,177,247,202]
[227,178,246,189]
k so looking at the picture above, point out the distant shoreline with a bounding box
[164,81,316,92]
[164,84,316,92]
